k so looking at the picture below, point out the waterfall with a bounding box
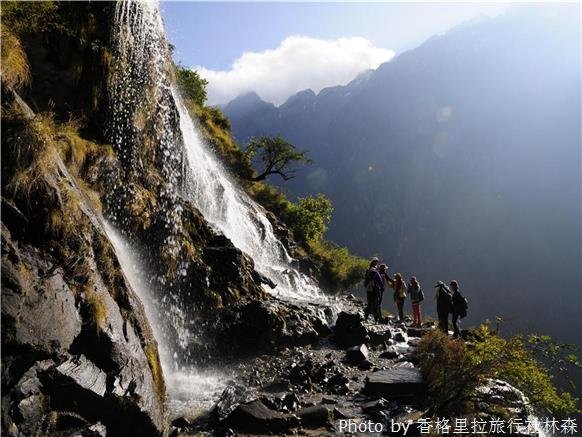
[174,90,322,302]
[104,221,229,414]
[108,0,324,413]
[111,0,322,302]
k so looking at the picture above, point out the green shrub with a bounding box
[176,66,208,107]
[417,330,479,415]
[285,194,333,243]
[309,240,368,292]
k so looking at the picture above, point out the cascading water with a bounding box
[174,90,323,302]
[108,0,327,416]
[104,221,229,416]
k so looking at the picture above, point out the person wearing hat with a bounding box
[363,257,383,322]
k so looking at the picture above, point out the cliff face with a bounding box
[0,2,270,435]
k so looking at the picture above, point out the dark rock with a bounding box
[358,359,373,370]
[379,347,399,360]
[364,368,425,397]
[297,405,331,428]
[345,344,369,364]
[281,393,300,412]
[333,408,349,419]
[1,251,81,355]
[401,353,420,365]
[14,360,54,398]
[224,399,300,433]
[52,411,90,431]
[171,416,191,429]
[52,355,107,398]
[15,394,47,427]
[321,396,337,404]
[361,398,390,413]
[333,311,368,347]
[213,384,256,422]
[82,422,107,437]
[393,332,406,343]
[327,372,350,394]
[368,329,392,346]
[260,396,281,411]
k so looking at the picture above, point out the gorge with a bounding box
[1,1,578,436]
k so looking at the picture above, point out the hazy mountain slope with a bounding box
[224,5,581,344]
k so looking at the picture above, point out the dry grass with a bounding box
[0,26,30,89]
[84,287,107,331]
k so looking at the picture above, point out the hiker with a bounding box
[391,273,407,321]
[435,281,452,332]
[363,258,383,322]
[378,264,392,322]
[408,276,424,327]
[450,280,468,338]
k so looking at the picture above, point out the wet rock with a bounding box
[52,411,90,432]
[363,368,425,398]
[327,372,350,395]
[171,416,191,429]
[1,246,81,355]
[83,422,107,437]
[361,398,391,413]
[333,311,368,347]
[14,360,54,398]
[393,332,406,343]
[379,347,399,360]
[333,408,349,419]
[213,384,256,421]
[224,399,300,433]
[368,329,392,346]
[358,359,373,370]
[321,396,337,404]
[345,344,369,364]
[15,394,47,427]
[51,354,107,398]
[395,361,415,369]
[281,393,300,412]
[297,405,331,427]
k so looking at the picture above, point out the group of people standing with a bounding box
[364,257,468,337]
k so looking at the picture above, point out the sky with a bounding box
[161,2,509,105]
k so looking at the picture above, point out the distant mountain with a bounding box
[224,4,582,344]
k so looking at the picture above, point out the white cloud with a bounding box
[194,36,394,106]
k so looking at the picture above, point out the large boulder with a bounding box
[224,399,300,433]
[363,368,425,398]
[297,405,331,428]
[1,152,167,436]
[333,311,368,347]
[345,344,370,364]
[1,231,81,356]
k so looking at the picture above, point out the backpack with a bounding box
[364,269,371,287]
[454,292,468,318]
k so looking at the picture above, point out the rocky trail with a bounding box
[166,295,537,437]
[168,296,437,436]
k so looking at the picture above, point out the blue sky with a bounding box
[161,2,508,104]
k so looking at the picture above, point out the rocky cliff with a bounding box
[0,2,287,435]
